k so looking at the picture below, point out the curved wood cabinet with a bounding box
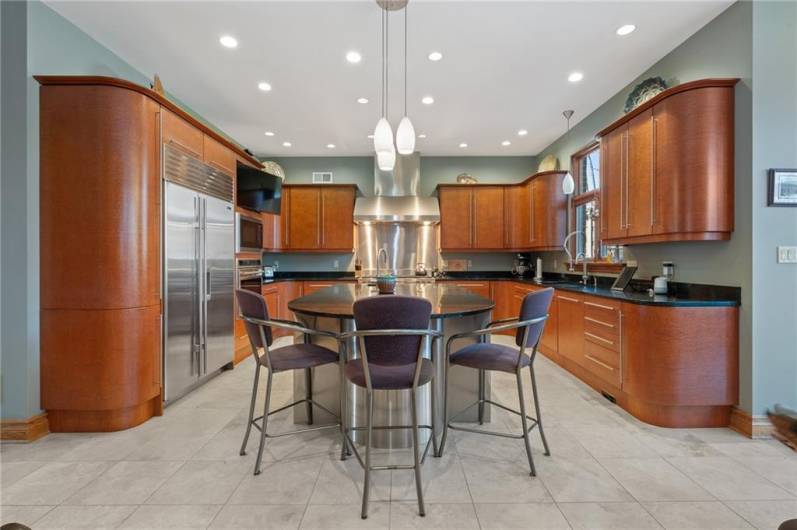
[39,85,162,431]
[599,79,737,245]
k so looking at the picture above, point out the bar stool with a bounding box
[339,295,443,519]
[236,289,343,476]
[438,288,554,476]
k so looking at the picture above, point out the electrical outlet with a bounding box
[333,259,339,269]
[777,246,797,264]
[553,259,558,269]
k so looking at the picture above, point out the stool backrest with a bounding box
[353,295,432,366]
[236,289,273,348]
[516,288,554,348]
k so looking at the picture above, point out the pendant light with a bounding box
[395,3,415,154]
[561,110,576,195]
[373,5,395,168]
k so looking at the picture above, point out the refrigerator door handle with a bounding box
[202,197,209,375]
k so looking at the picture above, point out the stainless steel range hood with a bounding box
[353,152,440,223]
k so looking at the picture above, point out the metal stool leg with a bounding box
[339,360,349,461]
[254,369,274,476]
[437,357,450,457]
[240,362,261,456]
[516,370,536,477]
[305,367,314,425]
[361,389,373,519]
[529,364,550,456]
[477,368,485,425]
[428,377,438,461]
[411,387,426,517]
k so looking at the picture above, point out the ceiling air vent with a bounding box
[312,171,333,184]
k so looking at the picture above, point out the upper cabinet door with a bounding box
[532,173,567,249]
[287,187,321,250]
[162,108,203,159]
[653,87,734,237]
[203,135,237,176]
[505,183,531,249]
[439,187,473,250]
[601,126,626,241]
[625,109,654,237]
[472,186,505,249]
[321,187,355,251]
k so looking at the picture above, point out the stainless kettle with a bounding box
[415,262,428,276]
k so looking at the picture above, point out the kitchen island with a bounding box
[288,283,495,448]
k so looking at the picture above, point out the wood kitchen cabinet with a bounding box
[447,281,492,299]
[472,187,505,249]
[203,135,237,176]
[530,172,568,250]
[262,211,280,251]
[555,292,584,366]
[599,79,736,245]
[504,183,531,250]
[162,108,203,159]
[280,185,356,252]
[439,187,473,250]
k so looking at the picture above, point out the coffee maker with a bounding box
[511,254,532,277]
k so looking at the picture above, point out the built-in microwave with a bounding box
[235,212,263,253]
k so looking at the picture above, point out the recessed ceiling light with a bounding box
[357,97,369,104]
[219,35,238,49]
[327,144,336,149]
[346,51,362,63]
[616,24,636,36]
[264,131,275,136]
[282,141,292,147]
[418,134,427,139]
[421,95,435,105]
[568,71,584,83]
[501,140,511,146]
[428,51,443,61]
[517,129,528,136]
[459,142,468,148]
[257,82,272,92]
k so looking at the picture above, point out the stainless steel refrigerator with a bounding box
[163,146,235,404]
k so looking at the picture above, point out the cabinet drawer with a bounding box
[584,320,620,352]
[583,298,621,326]
[162,109,203,159]
[583,340,621,388]
[203,135,236,175]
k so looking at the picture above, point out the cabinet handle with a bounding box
[651,117,657,227]
[585,354,615,372]
[584,316,615,329]
[619,311,624,384]
[585,331,614,346]
[558,295,580,303]
[624,131,630,229]
[584,300,615,311]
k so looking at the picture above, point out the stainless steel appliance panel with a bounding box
[203,194,235,375]
[356,222,439,277]
[235,212,263,253]
[164,182,201,402]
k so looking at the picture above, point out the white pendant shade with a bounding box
[396,116,416,155]
[373,118,394,154]
[377,147,396,171]
[562,172,576,195]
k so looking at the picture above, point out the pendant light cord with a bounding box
[404,4,408,117]
[385,7,389,120]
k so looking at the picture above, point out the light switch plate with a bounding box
[777,246,797,263]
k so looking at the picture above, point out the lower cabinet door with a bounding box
[556,293,584,365]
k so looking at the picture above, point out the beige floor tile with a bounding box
[724,500,797,530]
[452,429,525,463]
[0,461,45,488]
[568,424,657,458]
[734,456,797,496]
[688,428,752,444]
[228,457,323,505]
[710,441,795,459]
[390,502,480,529]
[643,501,754,529]
[474,502,570,529]
[0,434,92,463]
[65,461,184,505]
[309,457,390,505]
[537,456,633,503]
[120,504,221,529]
[391,453,472,503]
[210,504,305,529]
[461,456,551,503]
[633,427,723,458]
[0,505,54,527]
[1,461,109,505]
[34,505,137,529]
[668,457,794,500]
[299,502,390,529]
[148,460,249,505]
[558,502,661,529]
[598,457,714,502]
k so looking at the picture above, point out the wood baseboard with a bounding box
[1,413,50,442]
[729,406,772,439]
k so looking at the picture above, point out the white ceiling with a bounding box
[46,0,733,157]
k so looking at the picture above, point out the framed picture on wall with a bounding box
[768,169,797,206]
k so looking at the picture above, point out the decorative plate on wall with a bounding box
[624,76,669,113]
[261,161,285,179]
[538,154,559,172]
[456,173,478,184]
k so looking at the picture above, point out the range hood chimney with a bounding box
[353,152,440,223]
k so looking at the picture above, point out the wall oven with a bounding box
[236,259,264,294]
[236,212,263,253]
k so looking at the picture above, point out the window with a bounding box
[569,142,623,266]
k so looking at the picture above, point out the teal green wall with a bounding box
[750,1,797,415]
[269,156,374,194]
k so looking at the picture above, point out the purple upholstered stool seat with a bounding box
[344,358,435,389]
[449,343,530,373]
[265,343,339,373]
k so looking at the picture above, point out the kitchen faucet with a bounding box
[376,247,389,277]
[562,230,583,272]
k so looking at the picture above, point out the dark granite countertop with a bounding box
[287,283,495,319]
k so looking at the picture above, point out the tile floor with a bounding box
[2,335,796,529]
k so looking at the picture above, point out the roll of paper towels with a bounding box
[535,258,543,280]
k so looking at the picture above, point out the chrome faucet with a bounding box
[580,253,590,285]
[376,247,389,277]
[562,230,583,272]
